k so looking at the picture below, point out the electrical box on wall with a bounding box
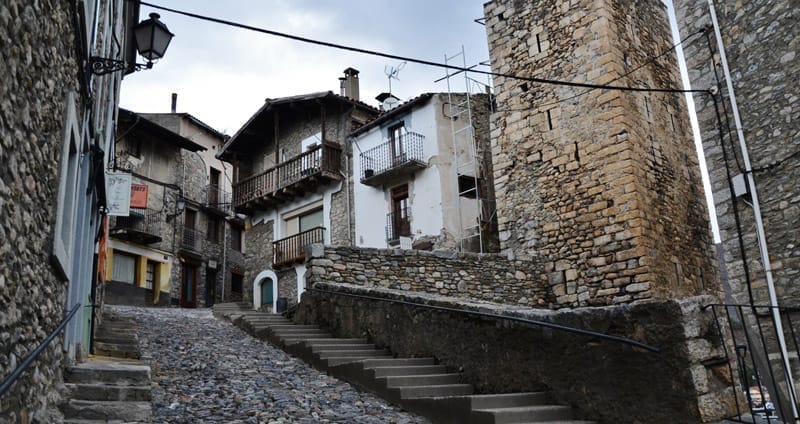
[731,173,750,198]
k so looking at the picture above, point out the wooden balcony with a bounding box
[233,143,342,213]
[109,210,163,245]
[360,132,426,187]
[273,226,325,269]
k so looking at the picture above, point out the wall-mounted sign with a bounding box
[106,172,132,216]
[130,183,148,208]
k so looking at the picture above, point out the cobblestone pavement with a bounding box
[110,306,429,424]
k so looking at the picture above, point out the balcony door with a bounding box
[389,122,405,165]
[209,168,221,205]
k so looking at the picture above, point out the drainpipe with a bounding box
[707,1,798,420]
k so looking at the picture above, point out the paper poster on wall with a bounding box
[106,172,132,216]
[130,183,148,208]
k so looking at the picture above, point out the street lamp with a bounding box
[89,13,175,75]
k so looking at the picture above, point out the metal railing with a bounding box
[233,144,342,208]
[360,132,425,180]
[273,226,325,268]
[206,184,231,212]
[386,207,412,242]
[704,303,800,423]
[110,210,162,235]
[181,227,205,252]
[0,303,81,398]
[307,287,659,352]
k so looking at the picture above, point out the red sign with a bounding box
[130,183,148,208]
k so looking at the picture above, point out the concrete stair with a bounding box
[213,302,595,423]
[59,311,152,423]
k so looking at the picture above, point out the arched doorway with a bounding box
[252,270,278,312]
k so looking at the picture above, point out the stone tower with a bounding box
[484,0,718,307]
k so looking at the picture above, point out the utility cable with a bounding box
[494,28,708,113]
[140,1,707,95]
[705,31,745,174]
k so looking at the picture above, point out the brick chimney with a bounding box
[171,93,177,113]
[340,67,360,101]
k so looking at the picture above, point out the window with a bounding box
[299,208,324,232]
[111,251,136,284]
[230,225,243,251]
[458,175,478,199]
[209,167,221,204]
[53,91,81,279]
[207,216,221,243]
[389,184,411,239]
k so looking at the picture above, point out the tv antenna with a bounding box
[384,61,406,93]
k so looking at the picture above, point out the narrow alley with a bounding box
[112,306,428,423]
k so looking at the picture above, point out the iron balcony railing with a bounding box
[273,226,325,268]
[386,206,412,242]
[206,184,231,212]
[233,143,342,209]
[360,132,425,181]
[704,303,800,422]
[111,210,162,235]
[181,227,205,252]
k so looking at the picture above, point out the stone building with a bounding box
[1,0,141,421]
[483,0,718,307]
[109,108,240,309]
[673,0,799,307]
[673,0,800,419]
[137,105,243,307]
[352,92,498,253]
[217,69,378,311]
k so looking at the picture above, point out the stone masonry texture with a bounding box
[296,284,737,423]
[484,0,718,307]
[307,246,552,307]
[0,0,81,421]
[673,1,800,306]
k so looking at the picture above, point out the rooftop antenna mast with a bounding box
[384,61,406,93]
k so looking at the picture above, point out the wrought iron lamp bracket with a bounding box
[89,56,152,76]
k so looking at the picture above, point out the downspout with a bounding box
[707,1,798,419]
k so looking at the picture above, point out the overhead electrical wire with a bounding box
[140,1,708,95]
[494,28,709,113]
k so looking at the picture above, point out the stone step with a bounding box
[325,355,395,367]
[468,392,548,409]
[472,405,573,424]
[391,383,475,400]
[59,400,152,421]
[362,357,437,368]
[62,383,151,402]
[65,362,150,386]
[316,349,391,359]
[273,331,332,339]
[265,324,320,331]
[381,373,462,387]
[310,343,376,352]
[93,342,140,359]
[299,338,370,345]
[371,365,449,378]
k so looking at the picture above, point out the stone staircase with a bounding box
[59,310,153,423]
[214,302,594,424]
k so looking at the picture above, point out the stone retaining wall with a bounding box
[295,283,737,423]
[306,245,553,308]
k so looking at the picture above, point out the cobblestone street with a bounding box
[111,306,428,423]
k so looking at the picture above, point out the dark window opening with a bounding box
[207,216,221,243]
[230,226,243,251]
[389,184,411,239]
[458,175,478,199]
[389,122,406,164]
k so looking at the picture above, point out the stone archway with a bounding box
[252,270,278,312]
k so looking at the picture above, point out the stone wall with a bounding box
[673,1,800,306]
[306,245,553,307]
[1,0,86,421]
[243,219,274,304]
[484,0,718,307]
[295,284,736,423]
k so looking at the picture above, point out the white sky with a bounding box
[120,1,491,135]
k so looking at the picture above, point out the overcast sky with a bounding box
[120,1,491,135]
